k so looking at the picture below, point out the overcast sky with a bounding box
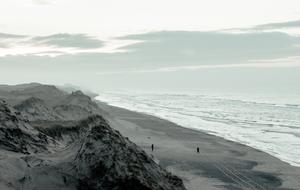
[1,0,300,94]
[1,0,300,36]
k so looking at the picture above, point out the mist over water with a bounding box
[96,91,300,167]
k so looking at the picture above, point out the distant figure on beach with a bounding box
[197,147,200,153]
[151,144,154,151]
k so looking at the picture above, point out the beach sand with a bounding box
[99,102,300,190]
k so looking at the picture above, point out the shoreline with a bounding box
[97,101,300,190]
[96,99,300,168]
[95,95,300,168]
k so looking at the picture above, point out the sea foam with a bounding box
[96,92,300,167]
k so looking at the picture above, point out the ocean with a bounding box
[96,91,300,167]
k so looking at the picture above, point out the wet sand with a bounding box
[99,102,300,190]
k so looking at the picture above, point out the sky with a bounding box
[1,0,300,94]
[1,0,300,36]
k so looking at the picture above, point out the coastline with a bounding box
[97,101,300,190]
[95,92,300,168]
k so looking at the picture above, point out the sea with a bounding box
[96,91,300,167]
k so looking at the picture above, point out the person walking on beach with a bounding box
[151,144,154,151]
[197,147,200,154]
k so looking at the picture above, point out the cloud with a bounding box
[32,0,52,5]
[0,33,27,39]
[0,43,8,48]
[2,20,300,93]
[31,33,103,49]
[116,31,300,67]
[1,30,300,75]
[1,26,300,71]
[0,33,28,51]
[254,20,300,30]
[223,20,300,34]
[0,33,107,56]
[94,56,300,75]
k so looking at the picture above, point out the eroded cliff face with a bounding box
[0,85,186,190]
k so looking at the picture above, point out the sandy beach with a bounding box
[99,102,300,190]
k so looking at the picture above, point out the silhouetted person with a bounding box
[197,147,200,153]
[151,144,154,151]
